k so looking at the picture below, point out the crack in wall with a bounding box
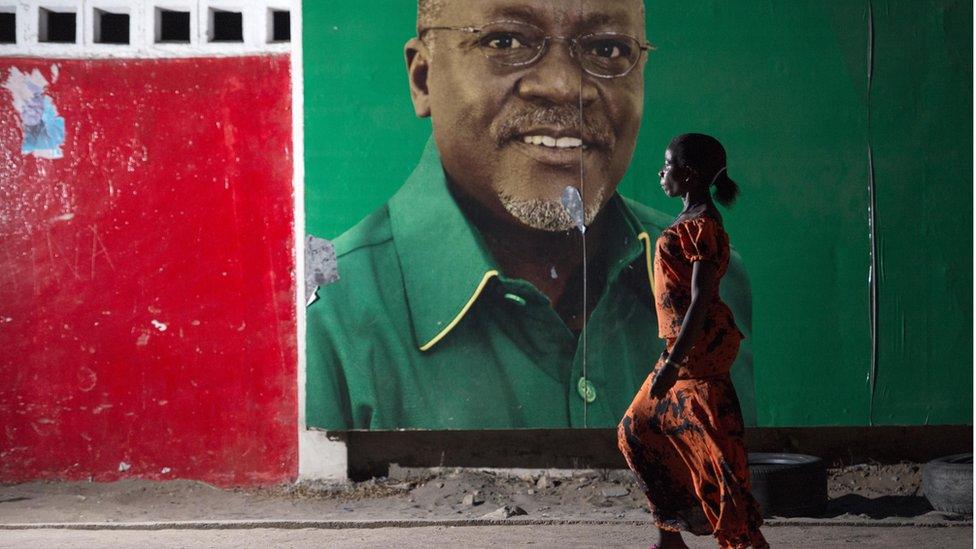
[866,0,879,425]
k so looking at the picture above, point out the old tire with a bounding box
[748,452,827,517]
[922,454,972,514]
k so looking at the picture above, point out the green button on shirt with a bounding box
[306,139,753,430]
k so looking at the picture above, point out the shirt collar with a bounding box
[389,137,653,351]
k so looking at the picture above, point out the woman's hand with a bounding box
[649,360,680,399]
[654,260,716,395]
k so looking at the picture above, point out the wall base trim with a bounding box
[342,426,972,481]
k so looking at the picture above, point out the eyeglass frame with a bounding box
[417,20,656,79]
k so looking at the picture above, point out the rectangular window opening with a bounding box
[0,11,15,44]
[209,8,242,42]
[157,8,190,43]
[39,8,76,43]
[94,9,129,44]
[270,9,289,42]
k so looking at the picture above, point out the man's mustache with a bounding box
[493,106,614,149]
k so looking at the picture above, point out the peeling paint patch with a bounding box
[559,186,586,234]
[117,461,131,472]
[92,404,113,415]
[305,235,339,305]
[49,213,75,223]
[151,319,168,332]
[2,67,66,159]
[136,333,150,346]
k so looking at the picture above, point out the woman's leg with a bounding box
[618,365,714,545]
[657,527,689,549]
[714,528,768,549]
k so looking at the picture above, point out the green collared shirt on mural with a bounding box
[306,139,753,430]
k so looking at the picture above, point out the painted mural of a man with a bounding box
[306,0,752,430]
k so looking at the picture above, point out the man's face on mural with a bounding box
[406,0,646,231]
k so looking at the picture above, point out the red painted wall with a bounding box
[0,56,297,486]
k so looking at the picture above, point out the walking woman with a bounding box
[618,134,768,549]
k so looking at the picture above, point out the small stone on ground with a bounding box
[481,505,528,519]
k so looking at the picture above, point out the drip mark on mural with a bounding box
[2,67,66,159]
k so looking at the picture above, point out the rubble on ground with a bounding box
[0,462,967,525]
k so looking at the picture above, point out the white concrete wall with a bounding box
[290,0,348,482]
[0,0,291,57]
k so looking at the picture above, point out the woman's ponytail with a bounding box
[712,170,739,207]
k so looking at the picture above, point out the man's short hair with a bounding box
[418,0,646,33]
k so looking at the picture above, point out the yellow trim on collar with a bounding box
[419,270,500,352]
[637,232,654,294]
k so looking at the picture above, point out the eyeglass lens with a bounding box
[475,21,642,77]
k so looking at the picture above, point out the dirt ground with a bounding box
[0,462,968,527]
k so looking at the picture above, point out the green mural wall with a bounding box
[303,1,972,427]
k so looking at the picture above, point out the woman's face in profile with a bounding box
[658,148,691,198]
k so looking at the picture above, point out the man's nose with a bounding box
[515,42,597,106]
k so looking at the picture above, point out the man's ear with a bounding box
[405,38,432,118]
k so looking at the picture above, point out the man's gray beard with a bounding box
[498,189,605,232]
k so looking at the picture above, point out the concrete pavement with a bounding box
[0,523,971,548]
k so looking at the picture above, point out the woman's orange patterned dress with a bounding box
[617,216,768,549]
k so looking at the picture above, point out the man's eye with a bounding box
[482,33,528,49]
[586,40,631,59]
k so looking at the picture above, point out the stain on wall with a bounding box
[0,55,297,486]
